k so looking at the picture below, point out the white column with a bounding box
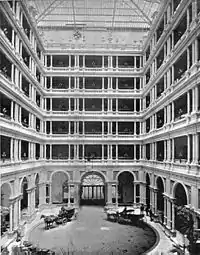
[193,86,199,112]
[68,185,71,207]
[187,91,190,114]
[106,182,113,205]
[171,200,175,232]
[133,182,136,204]
[10,138,13,162]
[39,183,46,206]
[171,139,174,162]
[18,197,21,223]
[19,140,21,161]
[192,134,199,164]
[187,135,191,163]
[9,202,13,232]
[171,102,174,122]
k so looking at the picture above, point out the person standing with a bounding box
[140,204,144,214]
[149,208,153,221]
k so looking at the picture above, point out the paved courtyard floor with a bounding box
[28,206,156,254]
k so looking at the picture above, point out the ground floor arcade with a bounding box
[1,166,200,240]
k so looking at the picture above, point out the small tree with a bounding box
[176,205,199,253]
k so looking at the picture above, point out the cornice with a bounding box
[43,91,142,99]
[44,48,143,55]
[0,122,45,142]
[143,119,200,142]
[43,113,143,121]
[1,160,199,184]
[44,69,144,77]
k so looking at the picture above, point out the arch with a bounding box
[156,176,164,213]
[117,171,135,204]
[51,171,69,204]
[80,171,105,206]
[35,173,39,208]
[173,182,188,232]
[19,176,29,192]
[21,177,28,211]
[145,173,150,209]
[80,170,107,183]
[1,183,11,207]
[1,183,11,234]
[155,175,165,192]
[50,170,70,183]
[172,182,188,205]
[1,182,12,198]
[116,170,136,181]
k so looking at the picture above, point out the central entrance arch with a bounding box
[118,171,134,205]
[80,172,105,206]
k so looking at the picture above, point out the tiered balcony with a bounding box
[21,108,29,128]
[21,140,29,161]
[0,50,12,81]
[45,55,143,74]
[0,93,12,120]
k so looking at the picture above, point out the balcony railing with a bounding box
[118,131,134,135]
[0,112,11,120]
[22,121,29,128]
[44,42,143,51]
[21,156,28,161]
[46,66,143,72]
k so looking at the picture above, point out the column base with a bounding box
[163,224,176,237]
[105,202,115,208]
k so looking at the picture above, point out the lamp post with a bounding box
[183,234,187,254]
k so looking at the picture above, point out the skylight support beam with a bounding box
[36,0,65,23]
[128,0,152,25]
[71,0,76,28]
[111,0,117,31]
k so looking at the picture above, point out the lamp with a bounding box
[183,234,187,254]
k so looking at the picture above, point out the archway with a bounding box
[21,177,28,211]
[1,183,11,234]
[118,171,134,205]
[80,172,105,206]
[51,171,69,204]
[174,183,188,232]
[156,177,164,211]
[146,173,150,209]
[35,174,39,208]
[156,177,164,224]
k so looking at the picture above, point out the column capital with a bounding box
[26,186,36,193]
[38,182,46,187]
[9,194,23,202]
[71,181,81,185]
[106,181,118,185]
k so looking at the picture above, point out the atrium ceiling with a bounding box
[26,0,162,30]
